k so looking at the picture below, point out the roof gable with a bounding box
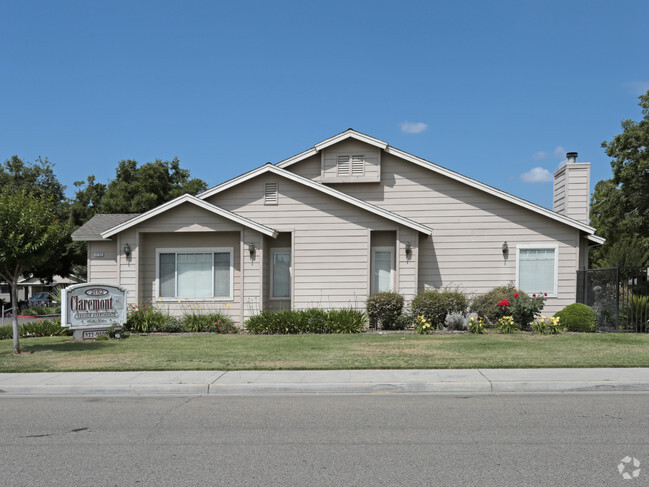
[199,164,433,236]
[277,129,598,236]
[99,194,278,239]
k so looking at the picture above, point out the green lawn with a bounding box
[1,332,649,372]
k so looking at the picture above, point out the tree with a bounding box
[590,90,649,267]
[99,157,207,214]
[0,188,70,354]
[0,156,74,282]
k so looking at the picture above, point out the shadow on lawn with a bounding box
[19,340,119,353]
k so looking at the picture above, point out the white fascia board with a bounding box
[71,236,110,241]
[587,234,606,245]
[101,194,277,239]
[200,164,432,236]
[385,146,597,235]
[277,130,388,169]
[314,129,388,152]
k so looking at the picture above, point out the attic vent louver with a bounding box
[264,182,278,205]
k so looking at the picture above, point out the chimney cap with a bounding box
[566,152,578,162]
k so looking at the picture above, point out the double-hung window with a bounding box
[517,245,558,296]
[158,248,233,299]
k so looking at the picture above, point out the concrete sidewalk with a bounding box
[1,368,649,396]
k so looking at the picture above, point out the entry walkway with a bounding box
[0,368,648,395]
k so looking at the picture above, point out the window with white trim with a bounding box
[372,246,395,293]
[337,154,365,176]
[517,245,558,295]
[271,248,291,298]
[158,248,233,299]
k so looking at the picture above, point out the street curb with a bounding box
[0,384,209,395]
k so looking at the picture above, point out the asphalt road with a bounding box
[1,393,648,486]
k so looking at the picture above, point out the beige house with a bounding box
[72,130,603,323]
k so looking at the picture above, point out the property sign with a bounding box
[61,283,127,330]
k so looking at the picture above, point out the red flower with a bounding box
[532,294,536,297]
[544,293,547,296]
[497,300,510,307]
[514,293,519,298]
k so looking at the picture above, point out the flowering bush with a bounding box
[510,294,546,330]
[497,315,518,334]
[531,315,563,334]
[467,316,485,334]
[414,315,434,334]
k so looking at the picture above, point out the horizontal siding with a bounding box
[206,173,417,310]
[88,241,118,284]
[135,203,243,233]
[288,151,583,315]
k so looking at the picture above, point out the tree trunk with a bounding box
[11,278,20,354]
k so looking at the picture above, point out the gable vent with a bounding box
[337,155,350,176]
[351,155,364,175]
[264,182,278,205]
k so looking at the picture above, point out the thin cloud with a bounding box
[400,121,428,134]
[532,151,547,161]
[553,146,566,159]
[622,81,649,96]
[520,167,553,183]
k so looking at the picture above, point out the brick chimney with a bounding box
[553,152,591,224]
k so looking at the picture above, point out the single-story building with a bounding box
[72,129,603,323]
[1,275,84,306]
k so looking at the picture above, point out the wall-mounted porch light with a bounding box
[405,242,412,257]
[248,242,256,257]
[124,243,131,257]
[502,241,508,256]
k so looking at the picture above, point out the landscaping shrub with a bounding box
[19,305,61,316]
[0,319,72,340]
[554,303,597,332]
[182,312,235,333]
[467,316,485,334]
[414,315,434,334]
[470,284,520,324]
[366,292,404,329]
[445,312,466,330]
[623,295,649,332]
[393,312,414,330]
[411,289,468,329]
[245,308,367,334]
[107,324,130,339]
[125,304,170,333]
[510,294,546,330]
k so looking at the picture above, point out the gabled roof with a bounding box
[72,214,140,241]
[276,129,600,236]
[99,194,278,239]
[198,164,434,236]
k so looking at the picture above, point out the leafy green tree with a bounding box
[0,156,74,281]
[590,90,649,267]
[99,158,207,214]
[69,175,107,227]
[0,189,71,354]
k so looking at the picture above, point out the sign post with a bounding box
[61,283,128,340]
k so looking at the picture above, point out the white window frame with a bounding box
[371,246,395,293]
[270,247,291,300]
[515,244,559,297]
[155,247,234,301]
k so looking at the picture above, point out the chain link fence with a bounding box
[577,266,649,332]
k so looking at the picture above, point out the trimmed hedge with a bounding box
[366,292,404,329]
[554,303,597,333]
[411,290,468,329]
[245,308,367,334]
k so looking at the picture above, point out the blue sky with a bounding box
[2,0,648,211]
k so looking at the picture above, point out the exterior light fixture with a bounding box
[502,241,508,256]
[248,243,256,257]
[124,243,131,257]
[405,242,412,256]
